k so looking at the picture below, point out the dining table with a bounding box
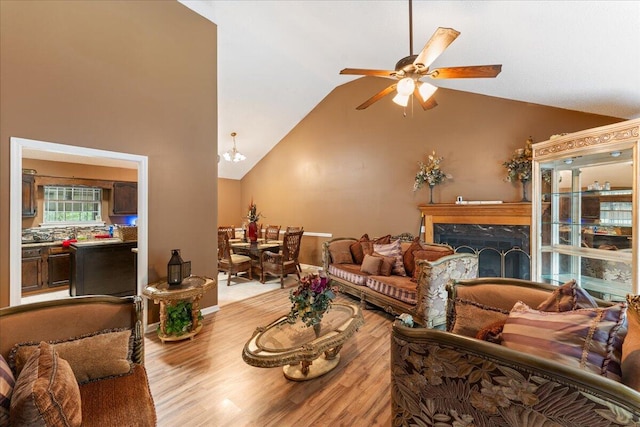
[230,240,283,281]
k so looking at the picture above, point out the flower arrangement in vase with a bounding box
[503,137,533,201]
[413,150,451,204]
[244,199,263,242]
[288,272,337,337]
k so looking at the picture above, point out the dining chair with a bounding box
[218,225,236,240]
[285,227,304,271]
[260,230,303,288]
[217,231,252,286]
[264,225,281,241]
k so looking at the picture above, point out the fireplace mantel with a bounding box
[418,203,532,243]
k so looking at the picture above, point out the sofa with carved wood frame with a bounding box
[0,295,156,427]
[391,277,640,426]
[322,234,478,328]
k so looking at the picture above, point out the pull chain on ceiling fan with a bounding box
[340,0,502,111]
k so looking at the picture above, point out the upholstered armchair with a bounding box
[261,229,303,288]
[390,278,640,425]
[264,225,281,242]
[217,231,252,286]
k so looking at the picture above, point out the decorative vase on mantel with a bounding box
[313,323,321,339]
[429,184,436,204]
[521,179,530,202]
[247,221,258,242]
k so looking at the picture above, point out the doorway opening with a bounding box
[9,137,149,312]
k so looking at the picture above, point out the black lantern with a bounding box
[167,249,184,286]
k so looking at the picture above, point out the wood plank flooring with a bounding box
[145,288,395,426]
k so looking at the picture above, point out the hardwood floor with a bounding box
[145,288,395,426]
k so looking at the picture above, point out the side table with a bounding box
[143,275,216,343]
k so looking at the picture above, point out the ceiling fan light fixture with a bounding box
[418,81,438,102]
[396,77,415,96]
[392,93,411,107]
[223,132,246,162]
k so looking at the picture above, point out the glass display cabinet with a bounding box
[531,119,639,301]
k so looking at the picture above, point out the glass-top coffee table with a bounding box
[242,302,364,381]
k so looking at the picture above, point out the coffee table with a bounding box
[242,302,364,380]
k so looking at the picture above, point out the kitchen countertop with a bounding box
[21,241,65,248]
[22,238,135,248]
[71,238,126,247]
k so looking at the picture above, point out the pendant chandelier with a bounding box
[223,132,246,162]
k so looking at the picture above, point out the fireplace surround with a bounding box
[419,203,532,279]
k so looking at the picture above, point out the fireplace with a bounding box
[434,224,530,279]
[419,203,532,279]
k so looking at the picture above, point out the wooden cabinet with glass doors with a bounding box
[531,119,639,301]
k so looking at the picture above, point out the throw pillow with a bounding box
[535,279,598,312]
[361,241,374,257]
[328,240,354,264]
[402,237,423,277]
[10,329,133,384]
[9,342,82,427]
[475,320,506,344]
[350,234,370,264]
[373,239,407,276]
[502,301,627,382]
[372,252,395,276]
[374,234,391,245]
[0,355,14,427]
[449,299,510,338]
[417,243,454,262]
[622,294,640,392]
[360,254,382,275]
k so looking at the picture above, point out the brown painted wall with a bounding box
[217,178,243,228]
[240,78,622,265]
[0,1,218,308]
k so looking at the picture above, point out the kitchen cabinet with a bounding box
[21,247,43,293]
[48,247,71,288]
[531,119,639,301]
[21,245,71,295]
[70,241,137,297]
[22,174,36,217]
[111,181,137,215]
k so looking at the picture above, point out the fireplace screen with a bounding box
[434,224,531,279]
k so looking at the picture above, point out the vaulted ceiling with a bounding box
[181,1,640,180]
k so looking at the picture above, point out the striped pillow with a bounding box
[0,354,14,427]
[502,301,627,382]
[373,239,407,276]
[622,294,640,391]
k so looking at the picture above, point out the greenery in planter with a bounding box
[163,300,203,336]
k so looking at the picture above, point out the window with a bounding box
[43,186,102,224]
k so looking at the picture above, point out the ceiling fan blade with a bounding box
[340,68,398,79]
[428,65,503,79]
[413,27,460,69]
[356,84,397,110]
[413,87,438,110]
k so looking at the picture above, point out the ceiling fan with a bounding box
[340,0,502,111]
